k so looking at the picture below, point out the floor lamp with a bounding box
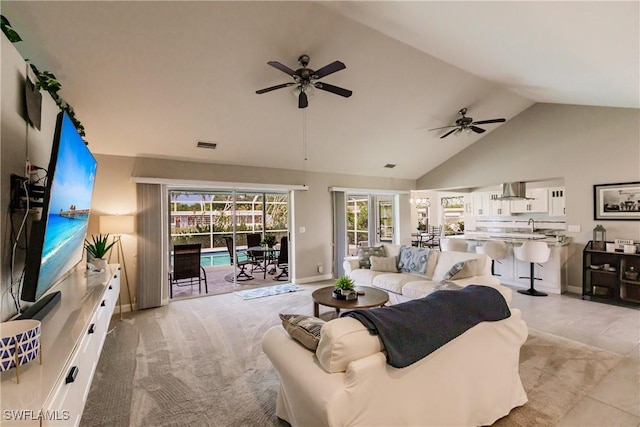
[100,215,134,319]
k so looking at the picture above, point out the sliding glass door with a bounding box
[168,190,290,299]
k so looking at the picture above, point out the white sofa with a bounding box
[262,306,528,426]
[343,243,511,304]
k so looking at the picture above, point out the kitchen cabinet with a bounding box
[548,187,566,217]
[469,193,490,216]
[488,193,511,216]
[510,188,549,213]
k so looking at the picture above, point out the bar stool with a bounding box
[513,241,550,297]
[440,238,468,252]
[475,240,507,276]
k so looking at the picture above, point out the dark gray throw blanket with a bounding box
[341,285,510,368]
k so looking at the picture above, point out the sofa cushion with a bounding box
[316,317,384,373]
[280,314,326,351]
[349,268,385,286]
[444,259,479,280]
[434,280,463,291]
[432,251,488,281]
[370,256,398,273]
[397,246,430,275]
[373,273,421,295]
[357,246,386,269]
[382,243,402,259]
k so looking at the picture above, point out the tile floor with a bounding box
[508,289,640,426]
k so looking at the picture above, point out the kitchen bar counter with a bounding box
[445,233,569,294]
[448,232,570,246]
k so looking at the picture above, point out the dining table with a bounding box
[247,246,280,279]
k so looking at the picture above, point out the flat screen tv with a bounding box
[22,111,98,302]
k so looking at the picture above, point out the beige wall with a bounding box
[92,154,415,300]
[417,103,640,289]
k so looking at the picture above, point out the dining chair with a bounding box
[169,243,208,298]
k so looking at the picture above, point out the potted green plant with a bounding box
[261,234,277,248]
[333,275,357,300]
[84,234,115,269]
[417,222,426,232]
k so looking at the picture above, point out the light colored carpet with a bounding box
[81,285,623,427]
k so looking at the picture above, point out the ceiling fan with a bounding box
[428,108,506,139]
[256,54,353,108]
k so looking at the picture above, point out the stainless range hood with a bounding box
[497,182,532,200]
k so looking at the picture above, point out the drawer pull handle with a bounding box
[101,300,106,307]
[88,323,95,334]
[109,285,113,290]
[66,366,79,384]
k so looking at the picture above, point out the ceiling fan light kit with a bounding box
[256,54,353,108]
[429,108,506,139]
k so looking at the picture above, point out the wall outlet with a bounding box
[317,263,323,274]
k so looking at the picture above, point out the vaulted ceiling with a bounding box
[2,1,638,180]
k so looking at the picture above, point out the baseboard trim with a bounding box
[296,274,332,284]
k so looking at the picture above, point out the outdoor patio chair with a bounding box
[275,236,289,281]
[246,233,266,273]
[169,243,208,298]
[224,237,254,281]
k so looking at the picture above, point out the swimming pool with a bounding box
[200,250,248,267]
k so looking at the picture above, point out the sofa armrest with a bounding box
[343,257,360,275]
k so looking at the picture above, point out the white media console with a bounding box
[1,264,120,426]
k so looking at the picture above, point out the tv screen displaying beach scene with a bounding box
[23,112,97,302]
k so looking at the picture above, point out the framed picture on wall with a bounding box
[593,181,640,220]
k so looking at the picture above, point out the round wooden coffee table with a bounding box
[312,286,389,317]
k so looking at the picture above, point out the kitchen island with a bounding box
[447,233,570,294]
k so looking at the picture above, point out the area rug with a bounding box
[235,284,302,300]
[81,287,624,427]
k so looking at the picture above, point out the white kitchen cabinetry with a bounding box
[488,193,511,216]
[469,193,492,216]
[548,187,566,217]
[510,188,549,213]
[1,265,120,427]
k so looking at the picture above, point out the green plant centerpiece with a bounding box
[333,275,357,300]
[261,234,277,248]
[84,234,115,270]
[417,222,426,232]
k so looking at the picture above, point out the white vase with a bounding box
[88,257,108,270]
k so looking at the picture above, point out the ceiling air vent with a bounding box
[196,141,218,150]
[384,164,396,169]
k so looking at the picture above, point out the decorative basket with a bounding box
[0,319,42,383]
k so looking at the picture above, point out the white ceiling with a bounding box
[3,1,638,180]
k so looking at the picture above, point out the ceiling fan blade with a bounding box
[314,82,352,98]
[470,126,486,134]
[267,61,296,77]
[312,61,346,80]
[256,82,295,94]
[299,91,308,109]
[472,118,506,125]
[428,125,457,131]
[440,128,458,139]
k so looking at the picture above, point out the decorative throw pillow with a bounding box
[357,246,386,269]
[397,245,430,275]
[443,259,478,280]
[280,314,326,351]
[434,280,463,291]
[369,256,398,273]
